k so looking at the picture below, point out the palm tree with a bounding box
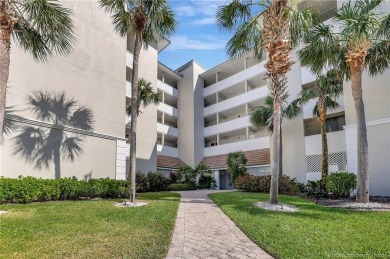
[250,95,301,175]
[226,151,247,184]
[126,78,159,117]
[99,0,177,203]
[13,91,94,179]
[294,69,343,186]
[0,0,75,139]
[299,0,390,203]
[216,0,318,204]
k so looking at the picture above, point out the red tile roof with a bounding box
[200,149,270,169]
[157,155,187,169]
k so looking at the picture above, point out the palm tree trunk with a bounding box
[129,32,142,203]
[351,70,369,203]
[279,124,283,176]
[270,95,282,204]
[0,31,11,140]
[319,102,328,187]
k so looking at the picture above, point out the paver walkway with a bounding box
[166,190,273,259]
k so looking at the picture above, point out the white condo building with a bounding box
[1,0,389,196]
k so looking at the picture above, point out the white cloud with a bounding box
[193,17,215,25]
[173,0,225,18]
[175,6,196,17]
[166,35,225,51]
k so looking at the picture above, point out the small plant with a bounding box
[306,180,328,199]
[169,171,179,184]
[198,175,217,189]
[326,172,357,198]
[178,165,197,184]
[227,151,247,183]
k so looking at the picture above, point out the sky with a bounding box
[158,0,233,71]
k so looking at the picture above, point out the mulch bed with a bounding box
[308,196,390,211]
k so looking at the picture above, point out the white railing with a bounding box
[157,123,178,137]
[204,136,270,157]
[125,114,131,128]
[126,50,133,69]
[303,96,345,119]
[157,144,179,157]
[304,130,346,155]
[204,86,268,117]
[157,103,178,117]
[204,62,266,97]
[204,116,251,137]
[126,81,132,98]
[157,80,178,98]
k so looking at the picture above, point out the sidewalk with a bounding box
[166,190,273,259]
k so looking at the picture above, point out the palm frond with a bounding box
[324,96,340,110]
[61,136,83,161]
[12,126,45,164]
[14,0,75,61]
[215,0,254,31]
[28,91,54,122]
[366,41,390,76]
[284,99,302,120]
[288,7,319,47]
[297,88,316,105]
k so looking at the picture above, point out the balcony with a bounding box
[157,144,179,157]
[126,81,132,98]
[301,67,316,85]
[125,114,131,128]
[204,86,268,117]
[157,102,178,117]
[126,50,133,69]
[204,116,251,137]
[204,136,270,157]
[157,80,178,98]
[303,96,345,119]
[304,130,346,156]
[204,62,266,97]
[157,123,178,137]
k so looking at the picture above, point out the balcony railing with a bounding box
[126,50,133,69]
[125,114,131,128]
[204,86,268,117]
[204,62,266,98]
[157,144,179,157]
[301,67,316,85]
[204,136,270,157]
[157,102,178,117]
[126,81,132,98]
[303,96,345,119]
[157,80,178,98]
[204,116,251,137]
[157,123,178,137]
[304,130,346,155]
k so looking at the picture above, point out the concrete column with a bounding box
[216,112,219,124]
[214,170,220,190]
[162,91,165,104]
[246,127,249,140]
[216,92,219,103]
[245,80,248,92]
[162,72,165,83]
[244,57,247,70]
[162,112,165,124]
[217,134,220,146]
[216,72,219,83]
[162,134,165,146]
[245,103,249,116]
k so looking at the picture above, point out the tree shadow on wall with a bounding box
[12,91,94,179]
[2,106,22,143]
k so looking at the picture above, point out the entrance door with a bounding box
[219,171,227,189]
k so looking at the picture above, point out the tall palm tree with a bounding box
[226,151,247,183]
[250,95,301,175]
[299,0,390,203]
[13,91,94,179]
[294,69,343,186]
[126,78,159,117]
[216,0,318,204]
[99,0,177,203]
[0,0,75,139]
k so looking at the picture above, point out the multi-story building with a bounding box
[1,0,389,196]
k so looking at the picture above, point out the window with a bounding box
[326,115,345,133]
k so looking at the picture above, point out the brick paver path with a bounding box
[166,190,273,259]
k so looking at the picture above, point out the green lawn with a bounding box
[0,192,180,259]
[209,192,390,259]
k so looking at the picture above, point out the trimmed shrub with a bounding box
[235,175,300,195]
[146,172,170,192]
[0,176,129,204]
[169,171,179,184]
[169,183,197,191]
[306,180,328,199]
[198,175,217,189]
[136,171,149,192]
[326,172,357,198]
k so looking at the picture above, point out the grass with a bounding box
[0,192,180,259]
[209,192,390,259]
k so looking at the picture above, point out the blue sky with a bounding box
[158,0,233,71]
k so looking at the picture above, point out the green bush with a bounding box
[169,183,197,191]
[197,175,216,189]
[146,172,170,192]
[306,180,328,199]
[235,175,300,195]
[0,176,129,204]
[326,172,357,198]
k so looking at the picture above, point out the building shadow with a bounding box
[12,91,94,179]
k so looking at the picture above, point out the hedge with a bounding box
[235,175,300,195]
[0,176,130,204]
